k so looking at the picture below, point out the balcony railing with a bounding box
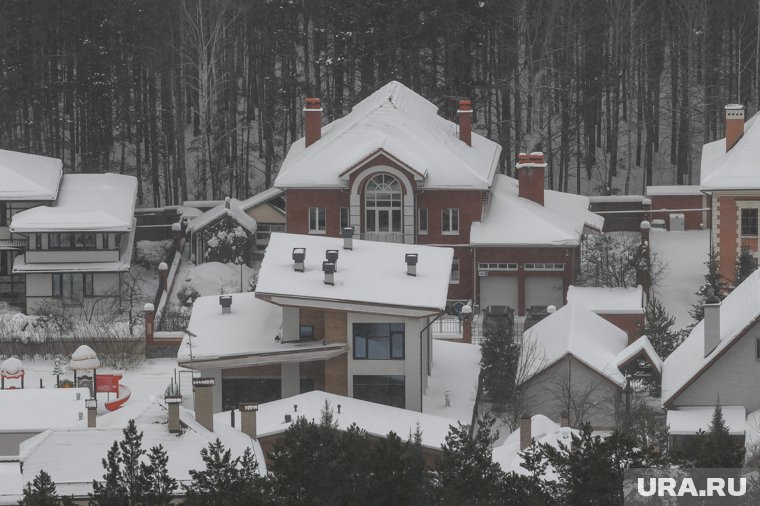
[360,233,407,244]
[0,238,27,250]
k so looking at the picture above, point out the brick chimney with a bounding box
[560,411,570,428]
[239,402,258,439]
[703,288,721,357]
[193,377,215,432]
[166,395,182,434]
[519,414,532,450]
[457,100,472,146]
[516,152,546,206]
[725,104,745,152]
[304,98,323,147]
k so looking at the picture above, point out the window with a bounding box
[35,234,42,250]
[418,208,428,235]
[353,323,405,360]
[365,174,402,234]
[0,204,6,227]
[354,375,405,408]
[756,339,760,360]
[308,207,326,234]
[222,378,281,411]
[299,325,314,340]
[340,207,350,230]
[478,263,518,271]
[524,263,565,271]
[48,233,96,249]
[450,257,460,284]
[52,273,94,305]
[742,208,758,236]
[442,208,459,234]
[102,233,109,250]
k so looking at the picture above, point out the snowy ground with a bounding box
[423,339,480,424]
[650,229,709,330]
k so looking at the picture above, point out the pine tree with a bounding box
[19,470,60,506]
[735,249,757,287]
[689,251,728,323]
[479,322,518,416]
[643,299,682,359]
[690,405,745,468]
[140,446,176,506]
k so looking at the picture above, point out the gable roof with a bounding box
[470,175,603,247]
[186,197,257,234]
[520,302,629,385]
[0,149,62,201]
[566,285,645,314]
[240,187,285,213]
[700,110,760,190]
[10,173,137,232]
[616,335,663,375]
[662,268,760,406]
[274,81,501,190]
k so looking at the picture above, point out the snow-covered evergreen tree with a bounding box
[184,441,267,505]
[643,299,682,359]
[689,251,728,324]
[689,405,745,468]
[19,470,62,506]
[735,249,757,287]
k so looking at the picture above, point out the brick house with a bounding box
[700,104,760,283]
[274,81,602,315]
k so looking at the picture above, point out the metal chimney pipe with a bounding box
[323,261,335,285]
[405,253,418,277]
[292,248,306,272]
[326,250,339,271]
[342,227,354,250]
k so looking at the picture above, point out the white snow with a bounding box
[10,173,137,232]
[566,285,644,314]
[172,260,257,299]
[646,185,703,196]
[220,390,456,452]
[0,461,23,505]
[69,345,101,370]
[649,230,709,329]
[256,233,453,313]
[615,335,663,374]
[662,268,760,406]
[0,388,89,432]
[667,406,746,435]
[186,197,257,234]
[423,340,480,423]
[470,174,602,247]
[0,357,23,376]
[0,149,62,201]
[700,110,760,190]
[274,81,500,190]
[520,302,629,385]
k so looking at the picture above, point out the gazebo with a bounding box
[68,345,100,398]
[0,357,24,389]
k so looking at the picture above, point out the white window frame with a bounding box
[450,257,460,284]
[524,263,565,271]
[442,208,459,235]
[418,208,428,235]
[308,207,326,234]
[477,263,518,271]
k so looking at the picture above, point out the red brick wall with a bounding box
[717,196,738,284]
[417,190,483,245]
[650,194,710,230]
[347,153,419,193]
[599,313,644,345]
[286,189,349,236]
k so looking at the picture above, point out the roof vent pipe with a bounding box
[703,287,721,357]
[292,248,306,272]
[323,261,336,285]
[405,253,418,277]
[219,295,232,314]
[326,250,339,271]
[342,227,354,250]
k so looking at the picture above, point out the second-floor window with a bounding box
[353,323,405,360]
[742,208,758,236]
[52,273,94,305]
[308,207,326,234]
[418,208,428,235]
[49,233,96,249]
[340,207,350,230]
[450,257,460,284]
[442,208,459,234]
[365,174,402,235]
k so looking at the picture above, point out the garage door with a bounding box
[525,276,564,309]
[479,275,518,311]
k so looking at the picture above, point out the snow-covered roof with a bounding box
[0,388,88,433]
[700,110,760,190]
[0,149,62,201]
[667,406,746,435]
[520,302,629,385]
[470,175,602,247]
[566,285,645,314]
[0,462,23,505]
[274,81,500,190]
[18,399,263,498]
[256,233,453,315]
[221,390,455,452]
[240,187,285,212]
[646,185,703,197]
[11,173,137,232]
[662,269,760,406]
[492,414,577,478]
[186,197,257,234]
[616,335,663,374]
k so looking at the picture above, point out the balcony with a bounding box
[0,238,27,251]
[360,232,408,244]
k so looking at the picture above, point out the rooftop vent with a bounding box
[323,261,336,285]
[405,253,418,277]
[326,249,339,271]
[219,295,232,314]
[293,248,306,272]
[342,227,354,250]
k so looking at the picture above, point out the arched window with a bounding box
[365,174,402,235]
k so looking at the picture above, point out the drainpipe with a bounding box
[419,313,443,411]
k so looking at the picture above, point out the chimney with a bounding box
[703,288,721,357]
[457,99,473,146]
[292,248,306,272]
[224,196,231,209]
[725,104,745,152]
[304,97,323,147]
[86,398,97,428]
[405,253,418,276]
[560,411,570,428]
[323,261,335,285]
[239,402,258,439]
[519,414,532,451]
[516,152,545,206]
[166,395,182,433]
[193,377,215,432]
[326,249,339,271]
[144,303,155,343]
[342,227,354,250]
[219,295,232,314]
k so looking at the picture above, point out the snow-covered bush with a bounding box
[134,240,174,269]
[177,284,200,307]
[202,217,250,265]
